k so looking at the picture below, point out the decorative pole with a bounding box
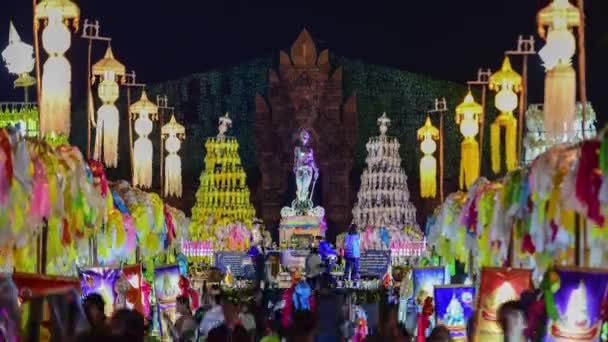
[466,68,491,175]
[576,0,587,140]
[123,71,146,182]
[81,19,111,159]
[427,98,447,203]
[506,35,536,162]
[156,95,174,198]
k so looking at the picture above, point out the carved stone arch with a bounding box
[255,29,358,238]
[291,29,317,66]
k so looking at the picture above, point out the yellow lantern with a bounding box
[92,46,125,167]
[35,0,79,137]
[456,91,482,190]
[537,0,580,140]
[130,90,158,188]
[417,116,439,199]
[162,115,186,198]
[489,56,521,174]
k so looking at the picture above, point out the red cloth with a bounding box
[576,141,604,226]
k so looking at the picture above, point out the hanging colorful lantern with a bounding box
[129,90,158,188]
[2,21,36,88]
[417,116,439,199]
[92,46,125,167]
[456,91,482,190]
[162,115,186,198]
[35,0,79,137]
[489,56,521,174]
[537,0,580,141]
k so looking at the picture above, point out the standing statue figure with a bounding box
[293,129,319,209]
[281,128,325,218]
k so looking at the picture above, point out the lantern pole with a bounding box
[467,69,491,175]
[156,95,173,199]
[428,98,447,204]
[506,35,536,163]
[122,71,146,184]
[81,20,111,160]
[576,0,587,140]
[32,0,41,136]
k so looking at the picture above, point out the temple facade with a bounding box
[255,30,357,233]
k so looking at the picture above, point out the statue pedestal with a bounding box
[279,215,325,249]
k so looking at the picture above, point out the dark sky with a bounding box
[1,0,607,122]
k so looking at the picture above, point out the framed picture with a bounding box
[413,266,447,303]
[474,267,532,342]
[154,264,181,337]
[434,285,476,341]
[545,266,608,342]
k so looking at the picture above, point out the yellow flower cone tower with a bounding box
[456,91,482,190]
[489,56,521,174]
[417,116,439,199]
[537,0,580,141]
[189,113,256,240]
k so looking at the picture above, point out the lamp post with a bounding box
[505,36,536,161]
[82,19,111,159]
[156,95,174,197]
[2,21,36,104]
[466,68,491,174]
[130,90,158,188]
[489,56,522,174]
[123,71,146,182]
[456,91,483,190]
[91,44,125,168]
[34,0,80,138]
[162,115,186,198]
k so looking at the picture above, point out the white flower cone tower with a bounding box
[351,113,421,250]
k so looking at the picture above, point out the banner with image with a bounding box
[434,285,476,341]
[118,264,145,317]
[413,267,447,304]
[79,267,122,318]
[154,264,180,337]
[545,267,608,342]
[474,267,532,342]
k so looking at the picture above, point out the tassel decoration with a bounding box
[94,104,119,166]
[491,113,518,174]
[460,138,480,190]
[420,155,436,199]
[133,136,153,188]
[165,143,183,198]
[543,64,576,141]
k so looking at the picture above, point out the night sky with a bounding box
[2,0,607,122]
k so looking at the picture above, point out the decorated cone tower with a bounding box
[351,113,421,251]
[189,113,256,250]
